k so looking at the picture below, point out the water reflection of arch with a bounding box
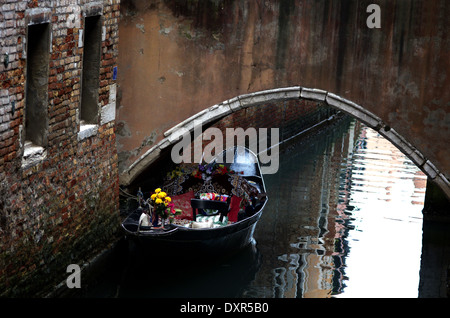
[120,87,449,200]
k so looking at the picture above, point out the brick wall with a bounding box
[0,0,120,297]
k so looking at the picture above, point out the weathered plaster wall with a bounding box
[117,0,449,193]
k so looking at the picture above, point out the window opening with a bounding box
[80,15,102,125]
[25,23,50,148]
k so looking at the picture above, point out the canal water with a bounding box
[79,115,426,298]
[242,116,426,298]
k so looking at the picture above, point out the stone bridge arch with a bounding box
[117,0,450,206]
[119,86,450,199]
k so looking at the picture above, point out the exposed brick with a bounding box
[0,0,120,297]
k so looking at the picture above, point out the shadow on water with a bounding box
[76,236,261,298]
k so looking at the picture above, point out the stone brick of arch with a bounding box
[119,86,450,199]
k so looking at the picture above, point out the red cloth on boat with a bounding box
[171,190,195,220]
[227,196,242,222]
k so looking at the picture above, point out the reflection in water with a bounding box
[80,236,263,298]
[242,116,426,298]
[79,115,426,298]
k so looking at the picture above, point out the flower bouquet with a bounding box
[149,188,181,226]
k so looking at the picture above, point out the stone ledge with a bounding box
[163,108,209,137]
[164,103,232,139]
[378,127,425,166]
[301,87,327,101]
[200,103,233,125]
[25,8,52,26]
[21,142,47,169]
[78,124,98,141]
[326,93,382,128]
[422,160,439,180]
[100,102,115,125]
[237,87,301,109]
[164,87,303,137]
[83,1,104,17]
[227,96,241,112]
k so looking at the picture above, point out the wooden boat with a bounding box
[121,146,268,257]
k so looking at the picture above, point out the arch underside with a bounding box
[119,86,450,199]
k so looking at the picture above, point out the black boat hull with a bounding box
[122,203,264,258]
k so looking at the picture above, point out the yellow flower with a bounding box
[155,188,161,193]
[151,194,157,200]
[157,191,167,198]
[155,198,163,204]
[165,197,171,203]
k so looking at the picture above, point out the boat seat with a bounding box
[190,198,230,223]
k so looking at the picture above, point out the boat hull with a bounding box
[122,205,264,258]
